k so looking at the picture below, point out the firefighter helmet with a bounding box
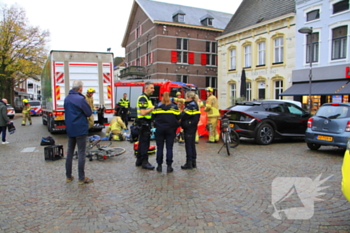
[22,99,28,103]
[87,87,95,93]
[205,87,213,92]
[176,92,181,96]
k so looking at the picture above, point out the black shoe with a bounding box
[167,165,173,173]
[181,160,193,170]
[206,141,216,143]
[192,160,196,168]
[156,165,162,172]
[142,161,155,170]
[135,159,142,167]
[178,141,185,144]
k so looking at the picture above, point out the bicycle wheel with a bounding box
[224,131,231,156]
[229,130,240,148]
[111,147,126,156]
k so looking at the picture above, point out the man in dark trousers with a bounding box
[135,81,155,170]
[0,98,10,144]
[118,93,130,129]
[64,80,94,185]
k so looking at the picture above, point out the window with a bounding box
[274,80,283,99]
[173,13,185,23]
[333,0,349,14]
[306,32,319,63]
[257,42,266,66]
[230,83,236,105]
[177,75,188,83]
[307,10,320,21]
[146,40,151,65]
[201,18,213,26]
[206,42,217,65]
[258,81,265,99]
[206,77,217,89]
[273,37,284,64]
[230,49,236,70]
[136,47,141,66]
[246,82,251,101]
[127,52,131,66]
[28,83,33,89]
[244,45,251,68]
[177,38,188,63]
[332,26,347,60]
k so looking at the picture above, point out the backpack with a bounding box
[40,136,55,146]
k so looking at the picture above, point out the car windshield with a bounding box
[316,105,349,119]
[28,101,40,106]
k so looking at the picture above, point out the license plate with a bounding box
[317,135,333,141]
[230,123,234,128]
[55,115,64,121]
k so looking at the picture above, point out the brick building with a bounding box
[121,0,232,96]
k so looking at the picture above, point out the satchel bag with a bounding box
[40,136,55,146]
[7,121,16,134]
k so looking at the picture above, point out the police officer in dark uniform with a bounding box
[135,81,155,170]
[153,92,180,173]
[180,91,200,169]
[117,93,130,129]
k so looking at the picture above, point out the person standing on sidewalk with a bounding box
[180,91,200,170]
[135,81,155,170]
[0,98,10,144]
[153,92,180,173]
[204,87,220,143]
[64,80,94,185]
[21,99,32,126]
[118,93,130,129]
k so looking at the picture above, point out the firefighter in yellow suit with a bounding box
[21,99,32,126]
[84,88,95,129]
[204,87,220,143]
[105,107,127,141]
[174,92,185,144]
[342,144,350,202]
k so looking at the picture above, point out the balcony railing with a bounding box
[119,66,146,78]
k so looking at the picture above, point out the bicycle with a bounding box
[217,111,240,155]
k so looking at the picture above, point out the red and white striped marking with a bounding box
[103,72,111,83]
[55,72,64,83]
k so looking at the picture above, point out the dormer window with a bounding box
[200,14,214,26]
[173,10,186,23]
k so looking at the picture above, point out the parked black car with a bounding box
[223,100,310,145]
[305,103,350,150]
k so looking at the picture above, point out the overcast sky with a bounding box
[0,0,242,57]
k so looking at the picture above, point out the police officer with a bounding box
[135,81,155,170]
[204,87,220,143]
[180,91,200,169]
[118,93,130,129]
[84,88,96,129]
[153,92,180,173]
[21,99,32,126]
[105,107,127,141]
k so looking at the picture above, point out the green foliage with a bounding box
[0,4,49,102]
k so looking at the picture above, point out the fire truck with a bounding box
[114,79,197,119]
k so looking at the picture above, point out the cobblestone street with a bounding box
[0,115,349,232]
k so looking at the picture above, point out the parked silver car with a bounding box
[6,104,15,119]
[305,103,350,150]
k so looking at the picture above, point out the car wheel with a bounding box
[307,143,321,151]
[255,123,274,145]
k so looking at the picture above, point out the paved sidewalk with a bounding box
[0,116,349,232]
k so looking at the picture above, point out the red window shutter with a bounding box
[201,54,206,65]
[189,52,194,64]
[171,51,177,63]
[144,55,147,66]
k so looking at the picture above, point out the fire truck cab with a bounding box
[114,79,197,120]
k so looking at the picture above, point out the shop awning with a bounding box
[335,81,350,94]
[280,80,349,96]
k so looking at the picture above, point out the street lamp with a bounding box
[298,26,313,113]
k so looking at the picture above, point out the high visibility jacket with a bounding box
[153,102,180,129]
[22,104,31,114]
[180,100,200,130]
[118,98,130,109]
[137,93,153,120]
[204,94,220,117]
[106,116,126,136]
[84,94,94,110]
[342,149,350,202]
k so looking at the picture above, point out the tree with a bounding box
[0,4,49,104]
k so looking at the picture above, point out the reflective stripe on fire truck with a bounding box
[107,85,111,99]
[55,71,64,83]
[56,85,60,100]
[103,72,111,83]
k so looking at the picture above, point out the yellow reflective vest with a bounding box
[342,149,350,202]
[137,94,153,120]
[84,94,94,110]
[204,94,220,117]
[22,104,31,114]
